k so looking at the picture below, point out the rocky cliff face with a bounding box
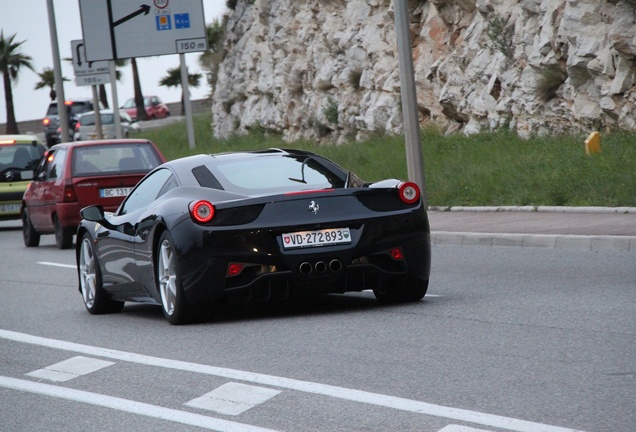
[211,0,636,141]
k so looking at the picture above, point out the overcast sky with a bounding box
[1,0,228,123]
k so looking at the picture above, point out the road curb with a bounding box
[431,232,636,252]
[429,206,636,214]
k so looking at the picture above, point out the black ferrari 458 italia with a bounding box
[76,148,431,324]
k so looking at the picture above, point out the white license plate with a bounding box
[282,227,351,249]
[100,187,133,198]
[0,203,20,213]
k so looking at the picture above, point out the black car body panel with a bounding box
[76,149,431,321]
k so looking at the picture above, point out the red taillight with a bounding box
[285,188,335,196]
[190,200,215,223]
[227,263,244,277]
[43,118,50,126]
[398,182,420,204]
[63,183,77,202]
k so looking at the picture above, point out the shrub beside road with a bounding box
[135,114,635,208]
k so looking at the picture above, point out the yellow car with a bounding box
[0,135,47,221]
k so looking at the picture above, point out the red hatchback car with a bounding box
[121,96,170,121]
[21,139,166,249]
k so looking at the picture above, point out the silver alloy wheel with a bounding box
[158,239,177,316]
[79,237,96,308]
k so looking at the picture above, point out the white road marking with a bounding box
[439,425,493,432]
[0,375,279,432]
[0,329,585,432]
[26,356,114,382]
[186,382,281,416]
[37,261,76,269]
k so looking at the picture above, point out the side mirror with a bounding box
[80,205,105,222]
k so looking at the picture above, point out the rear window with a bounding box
[0,143,46,170]
[197,155,346,194]
[72,143,162,177]
[46,101,93,116]
[79,113,114,126]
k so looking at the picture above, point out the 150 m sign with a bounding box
[177,38,207,53]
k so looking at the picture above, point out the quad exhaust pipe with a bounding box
[299,259,343,275]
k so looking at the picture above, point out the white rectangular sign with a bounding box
[75,74,110,87]
[79,0,208,61]
[71,40,111,86]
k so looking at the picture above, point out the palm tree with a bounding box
[199,19,226,96]
[0,31,35,134]
[159,66,202,115]
[34,67,69,101]
[131,58,149,121]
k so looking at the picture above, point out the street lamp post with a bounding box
[46,0,69,143]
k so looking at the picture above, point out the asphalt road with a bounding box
[0,220,634,432]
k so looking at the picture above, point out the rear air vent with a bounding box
[210,204,265,226]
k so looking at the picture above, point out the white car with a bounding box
[73,110,137,141]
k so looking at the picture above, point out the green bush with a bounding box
[322,97,339,126]
[138,115,636,207]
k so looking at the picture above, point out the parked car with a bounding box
[42,98,98,146]
[75,149,431,324]
[73,110,136,141]
[0,135,48,221]
[121,95,170,121]
[22,139,166,249]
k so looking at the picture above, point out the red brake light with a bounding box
[390,247,404,260]
[227,263,244,277]
[398,182,420,204]
[43,118,50,126]
[64,100,73,106]
[285,188,335,196]
[63,183,77,202]
[190,200,215,223]
[0,139,16,145]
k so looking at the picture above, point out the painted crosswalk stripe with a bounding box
[26,356,114,382]
[0,375,279,432]
[186,382,282,415]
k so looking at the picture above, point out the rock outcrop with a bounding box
[211,0,636,141]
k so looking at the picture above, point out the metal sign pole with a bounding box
[180,54,196,150]
[109,61,122,139]
[394,0,427,207]
[91,85,103,139]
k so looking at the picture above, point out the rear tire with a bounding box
[373,277,429,303]
[156,231,200,325]
[78,233,124,314]
[54,214,73,249]
[22,208,40,247]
